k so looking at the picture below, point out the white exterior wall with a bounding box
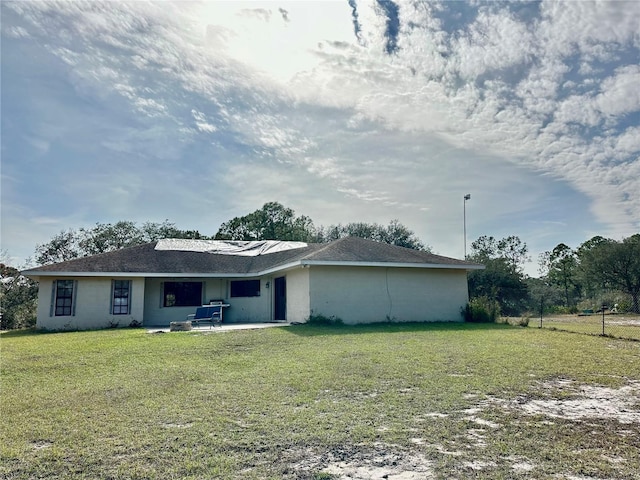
[32,265,470,330]
[283,267,310,323]
[225,278,271,323]
[308,266,468,324]
[144,278,224,326]
[142,277,272,326]
[35,277,145,331]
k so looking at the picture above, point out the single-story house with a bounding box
[23,237,484,331]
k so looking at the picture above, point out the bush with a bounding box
[503,316,530,327]
[462,296,500,323]
[615,299,631,313]
[0,265,38,330]
[306,313,343,326]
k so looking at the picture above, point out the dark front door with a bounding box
[274,276,286,321]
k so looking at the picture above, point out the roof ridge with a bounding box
[299,237,345,260]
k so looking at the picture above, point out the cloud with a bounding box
[1,0,638,274]
[595,65,640,118]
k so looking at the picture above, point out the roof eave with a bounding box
[22,271,264,279]
[22,260,484,279]
[298,260,485,270]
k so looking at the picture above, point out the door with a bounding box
[274,276,286,321]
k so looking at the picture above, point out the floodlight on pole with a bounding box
[463,194,471,259]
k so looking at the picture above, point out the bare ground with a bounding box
[286,379,640,479]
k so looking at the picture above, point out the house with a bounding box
[23,237,484,331]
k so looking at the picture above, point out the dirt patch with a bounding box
[288,444,435,479]
[285,379,639,479]
[31,440,53,450]
[501,379,640,424]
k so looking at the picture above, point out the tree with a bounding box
[214,202,317,242]
[575,235,610,299]
[78,221,144,256]
[468,235,498,261]
[537,250,552,278]
[467,235,530,316]
[548,243,580,308]
[140,221,204,242]
[496,236,530,273]
[469,235,529,271]
[580,234,640,313]
[317,219,429,251]
[467,257,529,316]
[35,220,206,265]
[34,229,82,265]
[0,263,38,329]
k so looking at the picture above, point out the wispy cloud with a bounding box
[1,0,638,275]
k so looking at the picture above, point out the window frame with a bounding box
[162,281,203,307]
[51,279,76,317]
[230,279,261,298]
[111,280,132,315]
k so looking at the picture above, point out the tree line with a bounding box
[467,233,640,318]
[32,202,428,266]
[1,202,638,329]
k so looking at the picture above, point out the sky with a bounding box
[1,0,639,277]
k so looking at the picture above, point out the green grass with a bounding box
[529,314,640,341]
[2,323,640,479]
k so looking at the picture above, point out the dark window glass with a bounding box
[55,280,74,316]
[163,282,202,307]
[113,280,130,315]
[230,280,260,297]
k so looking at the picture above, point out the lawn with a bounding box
[530,313,640,341]
[1,323,639,479]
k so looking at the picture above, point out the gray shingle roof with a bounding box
[23,237,483,276]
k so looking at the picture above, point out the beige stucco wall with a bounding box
[223,277,271,323]
[142,277,272,326]
[283,267,310,323]
[35,277,145,331]
[33,265,469,330]
[308,266,468,324]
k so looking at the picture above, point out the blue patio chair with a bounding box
[187,304,223,328]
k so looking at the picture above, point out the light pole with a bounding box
[463,194,471,259]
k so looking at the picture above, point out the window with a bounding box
[53,280,75,316]
[230,279,260,297]
[111,280,131,315]
[163,282,202,307]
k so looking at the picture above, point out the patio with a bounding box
[146,321,293,334]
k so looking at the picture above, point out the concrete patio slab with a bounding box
[147,322,292,333]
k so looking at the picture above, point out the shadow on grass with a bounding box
[1,323,520,339]
[286,321,516,337]
[0,327,42,338]
[0,326,146,338]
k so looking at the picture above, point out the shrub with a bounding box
[505,316,530,327]
[306,313,343,326]
[615,299,631,313]
[0,265,38,330]
[462,296,500,323]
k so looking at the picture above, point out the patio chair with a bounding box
[187,304,223,328]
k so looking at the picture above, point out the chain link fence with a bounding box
[533,310,640,341]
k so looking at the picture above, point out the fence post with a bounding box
[540,297,543,328]
[601,303,606,336]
